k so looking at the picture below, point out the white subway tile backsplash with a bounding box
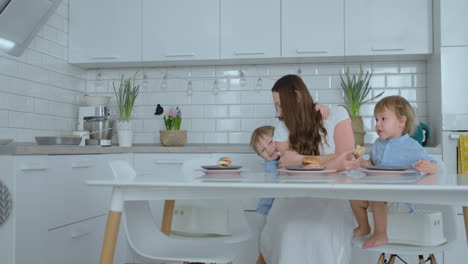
[254,105,276,118]
[241,91,269,104]
[81,60,427,144]
[216,119,241,131]
[400,62,426,74]
[241,119,269,132]
[317,63,344,75]
[317,89,344,104]
[203,105,229,118]
[372,63,399,74]
[187,132,204,144]
[413,74,427,88]
[191,119,215,132]
[387,74,413,88]
[229,105,254,118]
[303,76,330,90]
[229,132,251,144]
[203,132,229,143]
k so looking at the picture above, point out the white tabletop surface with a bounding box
[88,169,468,206]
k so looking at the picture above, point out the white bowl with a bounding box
[84,95,111,106]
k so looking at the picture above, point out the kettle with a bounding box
[411,123,430,146]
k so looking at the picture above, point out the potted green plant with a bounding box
[113,72,140,147]
[340,65,384,145]
[160,106,187,146]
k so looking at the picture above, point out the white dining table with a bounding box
[87,169,468,264]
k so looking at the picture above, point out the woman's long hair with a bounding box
[272,75,327,155]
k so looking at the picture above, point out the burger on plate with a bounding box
[301,156,323,169]
[217,157,232,167]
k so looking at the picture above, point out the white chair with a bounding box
[353,160,460,264]
[109,159,251,264]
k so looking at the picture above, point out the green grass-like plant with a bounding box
[340,65,384,116]
[113,72,140,121]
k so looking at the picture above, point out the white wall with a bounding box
[0,0,85,142]
[0,1,430,145]
[85,62,429,145]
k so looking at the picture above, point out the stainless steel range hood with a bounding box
[0,0,62,56]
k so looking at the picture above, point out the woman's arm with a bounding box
[334,119,355,154]
[325,118,360,171]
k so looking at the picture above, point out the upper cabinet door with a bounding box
[441,0,468,47]
[282,0,344,57]
[345,0,432,56]
[220,0,280,59]
[142,0,219,61]
[69,0,142,64]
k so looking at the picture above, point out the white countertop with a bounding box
[0,143,441,155]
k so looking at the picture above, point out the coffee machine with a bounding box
[77,106,113,146]
[77,106,109,130]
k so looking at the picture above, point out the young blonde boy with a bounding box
[350,96,437,248]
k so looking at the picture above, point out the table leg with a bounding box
[100,210,122,264]
[161,200,175,236]
[100,188,124,264]
[463,207,468,241]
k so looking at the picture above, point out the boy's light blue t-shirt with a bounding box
[370,134,434,167]
[256,160,278,215]
[370,134,434,213]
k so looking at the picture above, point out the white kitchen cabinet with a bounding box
[14,156,57,264]
[47,215,107,264]
[11,154,132,264]
[0,156,14,264]
[345,0,432,56]
[220,0,280,59]
[68,0,142,64]
[282,0,344,57]
[444,214,468,263]
[441,0,468,47]
[142,0,219,62]
[440,46,468,130]
[133,153,211,176]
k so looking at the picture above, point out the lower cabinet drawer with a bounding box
[47,215,107,264]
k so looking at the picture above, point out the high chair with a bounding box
[353,160,460,264]
[109,159,251,264]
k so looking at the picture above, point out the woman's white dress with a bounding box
[260,106,354,264]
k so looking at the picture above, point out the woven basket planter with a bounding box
[160,130,187,147]
[350,115,366,146]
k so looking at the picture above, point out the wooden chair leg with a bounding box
[388,254,397,264]
[429,254,438,264]
[256,253,266,264]
[161,200,175,236]
[419,255,425,264]
[377,253,385,264]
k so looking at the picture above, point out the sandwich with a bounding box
[302,156,323,169]
[217,157,232,168]
[352,144,365,159]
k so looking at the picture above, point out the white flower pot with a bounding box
[117,120,133,147]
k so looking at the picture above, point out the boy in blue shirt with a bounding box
[250,126,279,215]
[350,96,437,249]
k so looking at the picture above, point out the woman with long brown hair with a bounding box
[257,74,359,264]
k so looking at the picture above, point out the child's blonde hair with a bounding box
[374,96,417,135]
[250,126,275,155]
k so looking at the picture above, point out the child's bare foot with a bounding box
[353,226,371,237]
[362,233,388,249]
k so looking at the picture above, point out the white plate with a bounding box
[278,175,336,183]
[196,174,245,182]
[359,168,418,176]
[354,175,425,184]
[278,168,336,175]
[0,139,13,145]
[196,168,244,175]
